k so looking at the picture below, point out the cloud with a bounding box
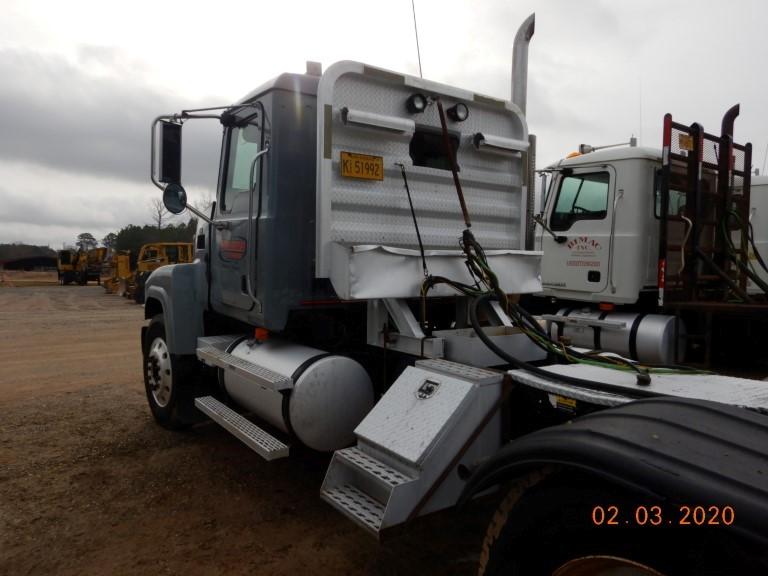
[0,47,222,189]
[0,159,210,248]
[2,0,768,250]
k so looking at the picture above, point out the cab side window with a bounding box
[654,169,687,217]
[222,120,263,213]
[550,172,609,231]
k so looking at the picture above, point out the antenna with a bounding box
[411,0,423,78]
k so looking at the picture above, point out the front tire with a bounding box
[479,471,764,576]
[143,314,200,429]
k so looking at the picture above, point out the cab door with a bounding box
[210,108,266,313]
[541,167,614,294]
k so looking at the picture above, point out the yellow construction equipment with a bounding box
[102,250,132,295]
[56,249,77,285]
[72,247,107,285]
[126,242,193,303]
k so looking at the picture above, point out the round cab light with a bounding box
[406,93,428,114]
[447,103,469,122]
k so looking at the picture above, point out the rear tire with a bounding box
[143,314,201,429]
[479,471,764,576]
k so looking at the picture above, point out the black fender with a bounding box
[462,396,768,547]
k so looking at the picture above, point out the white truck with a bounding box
[142,14,768,575]
[535,109,768,368]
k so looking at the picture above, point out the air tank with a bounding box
[548,308,686,365]
[222,337,374,452]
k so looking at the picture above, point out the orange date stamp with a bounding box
[591,504,735,527]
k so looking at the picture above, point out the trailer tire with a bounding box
[143,314,200,430]
[479,471,761,576]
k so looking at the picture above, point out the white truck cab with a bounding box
[538,146,663,304]
[539,146,768,305]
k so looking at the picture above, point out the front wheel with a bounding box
[143,315,201,429]
[479,471,764,576]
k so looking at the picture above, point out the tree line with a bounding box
[73,198,204,266]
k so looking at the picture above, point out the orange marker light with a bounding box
[254,327,269,342]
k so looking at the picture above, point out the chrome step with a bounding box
[194,396,289,461]
[196,343,292,391]
[321,484,385,535]
[335,447,415,488]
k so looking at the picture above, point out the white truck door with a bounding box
[541,167,614,294]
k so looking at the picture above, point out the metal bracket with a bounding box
[488,300,514,327]
[541,314,627,330]
[367,299,444,358]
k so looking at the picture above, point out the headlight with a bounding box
[447,103,469,122]
[406,93,428,114]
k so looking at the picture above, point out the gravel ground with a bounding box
[0,283,491,575]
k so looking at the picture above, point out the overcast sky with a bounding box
[2,0,767,248]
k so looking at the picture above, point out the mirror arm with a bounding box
[533,213,567,244]
[180,113,221,120]
[186,203,213,225]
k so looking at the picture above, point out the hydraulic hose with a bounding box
[470,294,661,400]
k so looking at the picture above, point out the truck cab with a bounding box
[146,61,540,355]
[537,146,663,305]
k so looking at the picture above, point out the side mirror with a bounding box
[163,183,188,214]
[158,120,182,184]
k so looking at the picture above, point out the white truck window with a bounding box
[550,172,609,231]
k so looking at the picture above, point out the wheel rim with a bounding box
[553,556,666,576]
[147,337,173,407]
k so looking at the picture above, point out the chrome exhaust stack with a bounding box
[512,13,535,114]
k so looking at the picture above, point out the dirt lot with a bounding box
[0,284,491,576]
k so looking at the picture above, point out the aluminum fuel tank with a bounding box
[548,308,685,365]
[222,337,374,452]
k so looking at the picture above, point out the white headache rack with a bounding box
[194,395,289,460]
[315,61,542,300]
[321,359,504,537]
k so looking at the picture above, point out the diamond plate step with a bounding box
[196,345,292,391]
[197,334,240,350]
[321,484,385,535]
[335,447,415,488]
[194,396,289,461]
[416,358,502,385]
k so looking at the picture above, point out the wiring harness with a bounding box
[401,98,712,398]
